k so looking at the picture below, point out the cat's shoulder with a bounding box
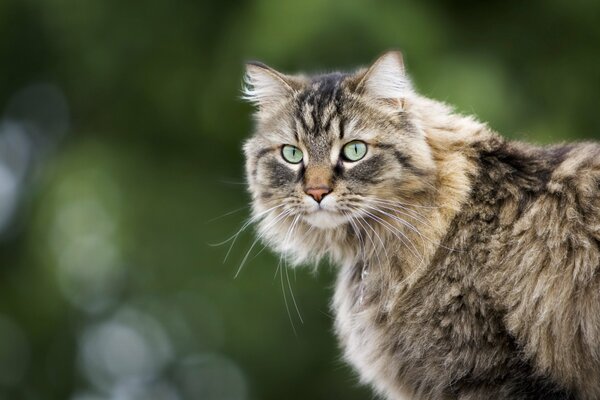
[477,137,600,192]
[472,137,600,229]
[548,142,600,193]
[550,141,600,179]
[546,142,600,235]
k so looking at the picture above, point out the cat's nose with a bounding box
[305,186,331,203]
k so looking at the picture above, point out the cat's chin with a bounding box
[303,210,348,229]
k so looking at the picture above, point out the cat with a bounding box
[242,51,600,400]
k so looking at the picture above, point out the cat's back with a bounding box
[548,142,600,236]
[470,139,600,241]
[453,138,600,398]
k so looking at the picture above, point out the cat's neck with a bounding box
[410,94,493,236]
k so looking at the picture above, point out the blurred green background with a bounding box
[0,0,599,399]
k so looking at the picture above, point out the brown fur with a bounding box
[243,52,600,399]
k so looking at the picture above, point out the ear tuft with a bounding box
[242,62,296,108]
[358,51,411,100]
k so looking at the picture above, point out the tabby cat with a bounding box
[242,51,600,400]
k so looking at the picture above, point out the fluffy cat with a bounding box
[242,51,600,400]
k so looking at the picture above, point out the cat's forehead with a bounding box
[292,72,349,143]
[298,72,346,106]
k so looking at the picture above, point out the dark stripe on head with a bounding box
[297,163,305,183]
[347,154,384,183]
[310,103,318,133]
[295,72,347,137]
[395,150,428,176]
[392,150,423,175]
[255,147,273,161]
[322,112,333,133]
[373,142,424,175]
[253,147,274,179]
[266,159,296,188]
[292,119,299,142]
[314,74,341,111]
[295,108,312,136]
[334,159,344,177]
[338,117,345,139]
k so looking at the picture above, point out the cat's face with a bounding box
[244,52,435,234]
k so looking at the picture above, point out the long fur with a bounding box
[243,52,600,400]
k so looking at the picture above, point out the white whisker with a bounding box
[363,204,429,247]
[367,200,460,252]
[278,214,302,335]
[214,203,285,263]
[284,215,304,324]
[368,198,433,226]
[235,208,291,278]
[350,211,388,269]
[361,209,424,266]
[285,263,304,324]
[206,205,249,223]
[343,211,366,259]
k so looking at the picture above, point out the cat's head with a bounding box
[243,52,437,262]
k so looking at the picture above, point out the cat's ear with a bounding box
[356,51,411,103]
[242,62,300,109]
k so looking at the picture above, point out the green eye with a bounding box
[342,140,367,161]
[281,145,303,164]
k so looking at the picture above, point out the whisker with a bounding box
[278,214,302,335]
[363,204,430,247]
[217,204,284,263]
[284,215,304,322]
[368,198,433,226]
[248,243,269,262]
[343,211,365,257]
[214,204,285,247]
[368,198,438,224]
[361,210,424,265]
[366,201,460,252]
[368,197,443,210]
[285,263,304,324]
[206,205,249,223]
[365,214,429,285]
[344,209,381,263]
[235,209,291,278]
[279,261,297,336]
[357,214,391,267]
[217,179,248,186]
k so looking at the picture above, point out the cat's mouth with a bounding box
[299,193,349,229]
[303,208,348,229]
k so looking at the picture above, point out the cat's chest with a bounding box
[332,261,513,399]
[332,263,421,398]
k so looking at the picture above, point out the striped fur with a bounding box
[243,52,600,400]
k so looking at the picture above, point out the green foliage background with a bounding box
[0,1,598,399]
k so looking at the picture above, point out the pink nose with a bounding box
[305,186,331,203]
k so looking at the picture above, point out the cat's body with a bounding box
[242,52,600,399]
[335,123,600,400]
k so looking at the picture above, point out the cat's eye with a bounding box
[281,145,303,164]
[342,141,367,162]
